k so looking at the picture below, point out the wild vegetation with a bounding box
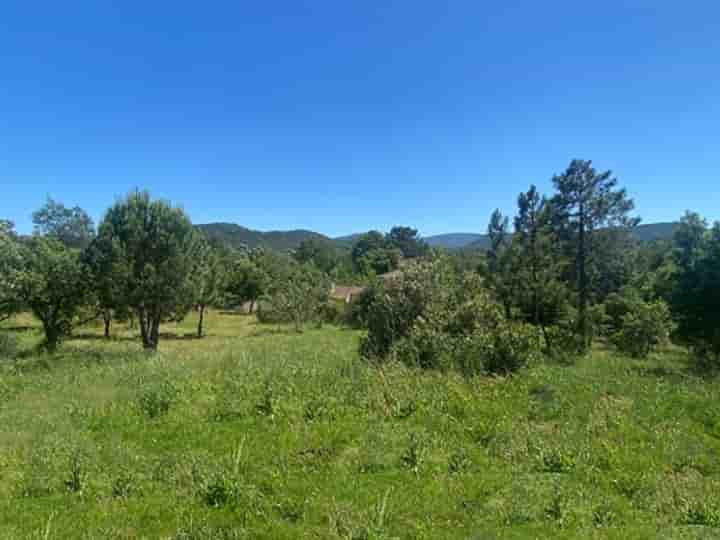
[1,159,719,538]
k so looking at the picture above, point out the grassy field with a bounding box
[1,312,720,539]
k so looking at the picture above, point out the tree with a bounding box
[227,250,277,312]
[551,160,639,348]
[670,213,720,368]
[513,186,568,345]
[192,238,227,337]
[351,231,401,276]
[32,197,95,249]
[0,220,24,322]
[96,191,199,350]
[293,238,339,273]
[17,237,91,351]
[387,226,428,258]
[258,262,330,332]
[484,209,519,318]
[81,236,129,338]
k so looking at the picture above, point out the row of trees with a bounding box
[1,193,229,351]
[357,159,719,372]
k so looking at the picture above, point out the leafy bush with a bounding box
[360,257,543,375]
[257,262,330,331]
[359,257,461,361]
[0,332,19,360]
[456,322,542,376]
[612,300,672,358]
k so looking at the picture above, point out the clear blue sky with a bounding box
[2,1,718,237]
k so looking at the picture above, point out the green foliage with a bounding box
[17,237,91,351]
[360,257,542,374]
[0,221,24,322]
[95,191,199,350]
[293,237,339,273]
[191,237,227,337]
[32,197,95,249]
[257,262,330,331]
[0,332,19,360]
[351,231,401,275]
[670,213,720,370]
[612,299,673,358]
[456,321,542,376]
[387,226,428,258]
[551,159,639,348]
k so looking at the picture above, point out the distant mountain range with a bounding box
[196,223,334,252]
[197,221,680,252]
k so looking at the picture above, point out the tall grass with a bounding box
[1,312,719,538]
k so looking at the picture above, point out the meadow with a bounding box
[1,312,720,539]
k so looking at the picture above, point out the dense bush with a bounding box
[456,322,542,376]
[0,332,19,360]
[257,263,330,331]
[359,257,543,375]
[611,300,673,358]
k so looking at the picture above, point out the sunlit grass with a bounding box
[1,311,719,538]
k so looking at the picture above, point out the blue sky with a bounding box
[2,1,718,237]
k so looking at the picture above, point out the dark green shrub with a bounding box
[456,322,542,376]
[0,332,19,360]
[612,300,672,358]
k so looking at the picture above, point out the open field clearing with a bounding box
[1,312,720,539]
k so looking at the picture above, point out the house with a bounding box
[330,284,366,304]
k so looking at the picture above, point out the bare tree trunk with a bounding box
[103,309,111,339]
[197,305,205,338]
[578,206,588,350]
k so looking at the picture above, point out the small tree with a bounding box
[96,191,199,350]
[671,213,720,369]
[18,237,91,351]
[32,197,95,249]
[293,238,339,273]
[612,299,673,358]
[484,209,520,319]
[551,160,639,349]
[192,238,227,337]
[81,236,130,338]
[351,231,401,275]
[259,262,330,332]
[387,226,428,258]
[0,220,24,323]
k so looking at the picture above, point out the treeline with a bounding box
[1,159,718,373]
[0,192,429,351]
[355,159,719,374]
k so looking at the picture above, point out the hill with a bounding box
[196,223,332,251]
[198,221,681,252]
[464,221,680,251]
[425,233,485,249]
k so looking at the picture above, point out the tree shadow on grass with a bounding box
[66,333,138,343]
[247,327,297,339]
[159,332,203,341]
[0,325,36,333]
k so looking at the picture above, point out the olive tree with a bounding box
[0,220,24,322]
[18,237,91,351]
[96,191,199,350]
[192,238,227,337]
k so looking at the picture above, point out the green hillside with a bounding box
[197,223,332,252]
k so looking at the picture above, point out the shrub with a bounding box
[612,300,672,358]
[0,332,19,360]
[258,262,330,331]
[456,322,542,376]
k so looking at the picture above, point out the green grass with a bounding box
[1,312,720,539]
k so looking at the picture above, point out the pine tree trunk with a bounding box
[578,207,588,350]
[103,310,111,339]
[197,305,205,338]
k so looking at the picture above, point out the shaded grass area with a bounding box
[1,313,720,538]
